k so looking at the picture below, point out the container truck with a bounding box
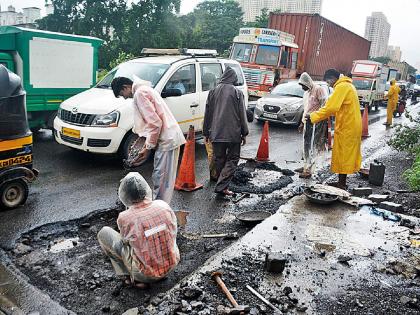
[351,60,389,111]
[269,13,371,80]
[0,26,102,131]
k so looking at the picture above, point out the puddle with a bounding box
[49,237,79,253]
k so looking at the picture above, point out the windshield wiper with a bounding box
[96,84,110,89]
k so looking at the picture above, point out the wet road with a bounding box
[0,108,388,249]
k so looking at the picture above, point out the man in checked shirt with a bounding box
[97,172,179,288]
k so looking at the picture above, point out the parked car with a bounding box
[254,80,331,126]
[53,49,248,159]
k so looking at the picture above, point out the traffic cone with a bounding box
[361,105,370,138]
[175,125,203,192]
[256,121,270,161]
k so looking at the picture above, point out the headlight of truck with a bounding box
[91,111,120,127]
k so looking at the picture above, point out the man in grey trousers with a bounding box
[203,67,249,196]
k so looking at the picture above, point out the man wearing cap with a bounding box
[97,172,179,289]
[111,77,186,204]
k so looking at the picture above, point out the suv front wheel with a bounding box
[119,132,139,160]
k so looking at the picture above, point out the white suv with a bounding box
[54,50,248,159]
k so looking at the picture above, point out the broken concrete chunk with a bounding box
[350,187,373,197]
[368,194,389,203]
[121,307,139,315]
[265,252,288,273]
[13,243,33,255]
[379,201,403,212]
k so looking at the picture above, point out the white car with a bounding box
[54,50,248,159]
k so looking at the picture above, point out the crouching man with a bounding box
[97,172,179,289]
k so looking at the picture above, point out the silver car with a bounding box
[254,80,331,126]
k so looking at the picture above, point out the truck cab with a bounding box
[230,28,298,101]
[351,60,389,111]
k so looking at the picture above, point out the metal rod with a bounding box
[246,285,282,313]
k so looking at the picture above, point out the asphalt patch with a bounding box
[230,162,294,194]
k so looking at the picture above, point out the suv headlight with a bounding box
[91,111,120,127]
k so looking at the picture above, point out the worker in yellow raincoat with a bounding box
[385,79,400,126]
[306,69,362,190]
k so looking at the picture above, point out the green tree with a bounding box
[185,0,243,56]
[245,7,269,28]
[369,56,391,64]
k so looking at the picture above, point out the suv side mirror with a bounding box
[161,88,182,98]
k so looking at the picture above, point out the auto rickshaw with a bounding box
[0,65,38,210]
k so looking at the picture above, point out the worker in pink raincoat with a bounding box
[111,77,186,204]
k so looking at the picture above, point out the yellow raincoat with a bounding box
[386,80,400,124]
[310,76,362,174]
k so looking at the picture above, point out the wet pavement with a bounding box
[146,196,420,314]
[0,105,400,314]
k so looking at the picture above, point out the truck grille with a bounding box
[60,109,94,126]
[243,68,275,86]
[263,105,280,113]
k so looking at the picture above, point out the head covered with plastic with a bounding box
[298,72,314,91]
[118,172,152,207]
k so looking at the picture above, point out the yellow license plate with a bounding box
[62,127,81,139]
[0,155,32,168]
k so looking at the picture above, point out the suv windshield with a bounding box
[352,79,373,91]
[271,81,304,98]
[97,62,169,88]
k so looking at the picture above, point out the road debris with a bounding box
[212,271,250,314]
[264,252,288,273]
[202,233,239,240]
[379,201,403,212]
[246,285,282,314]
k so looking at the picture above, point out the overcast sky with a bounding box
[2,0,419,68]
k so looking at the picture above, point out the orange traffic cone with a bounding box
[361,105,370,138]
[175,125,203,192]
[256,121,270,161]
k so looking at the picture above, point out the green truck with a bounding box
[0,26,102,131]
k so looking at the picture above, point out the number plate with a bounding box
[0,155,32,168]
[263,112,278,119]
[62,127,81,139]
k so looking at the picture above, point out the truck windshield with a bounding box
[231,43,253,63]
[352,79,373,91]
[97,62,170,88]
[255,45,280,66]
[271,81,304,98]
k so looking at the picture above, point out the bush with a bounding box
[404,153,420,191]
[388,110,420,191]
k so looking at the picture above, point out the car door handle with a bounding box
[190,103,199,108]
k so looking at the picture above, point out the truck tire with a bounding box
[119,132,139,160]
[47,111,58,130]
[0,179,29,210]
[374,101,379,111]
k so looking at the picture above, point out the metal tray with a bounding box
[304,188,339,205]
[236,210,272,226]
